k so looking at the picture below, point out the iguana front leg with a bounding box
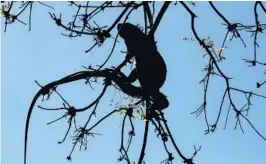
[125,68,138,84]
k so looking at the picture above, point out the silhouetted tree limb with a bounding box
[2,1,266,164]
[180,1,266,139]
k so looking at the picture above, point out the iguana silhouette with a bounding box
[117,23,169,111]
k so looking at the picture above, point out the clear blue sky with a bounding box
[2,2,266,164]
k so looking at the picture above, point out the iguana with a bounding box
[117,23,169,111]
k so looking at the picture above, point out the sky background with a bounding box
[2,1,266,164]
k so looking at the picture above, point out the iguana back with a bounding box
[117,23,167,94]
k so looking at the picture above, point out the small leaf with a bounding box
[202,53,208,58]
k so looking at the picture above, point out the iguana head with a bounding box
[117,23,145,40]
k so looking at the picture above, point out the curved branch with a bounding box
[24,69,144,164]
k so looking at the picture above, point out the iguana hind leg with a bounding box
[149,91,169,110]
